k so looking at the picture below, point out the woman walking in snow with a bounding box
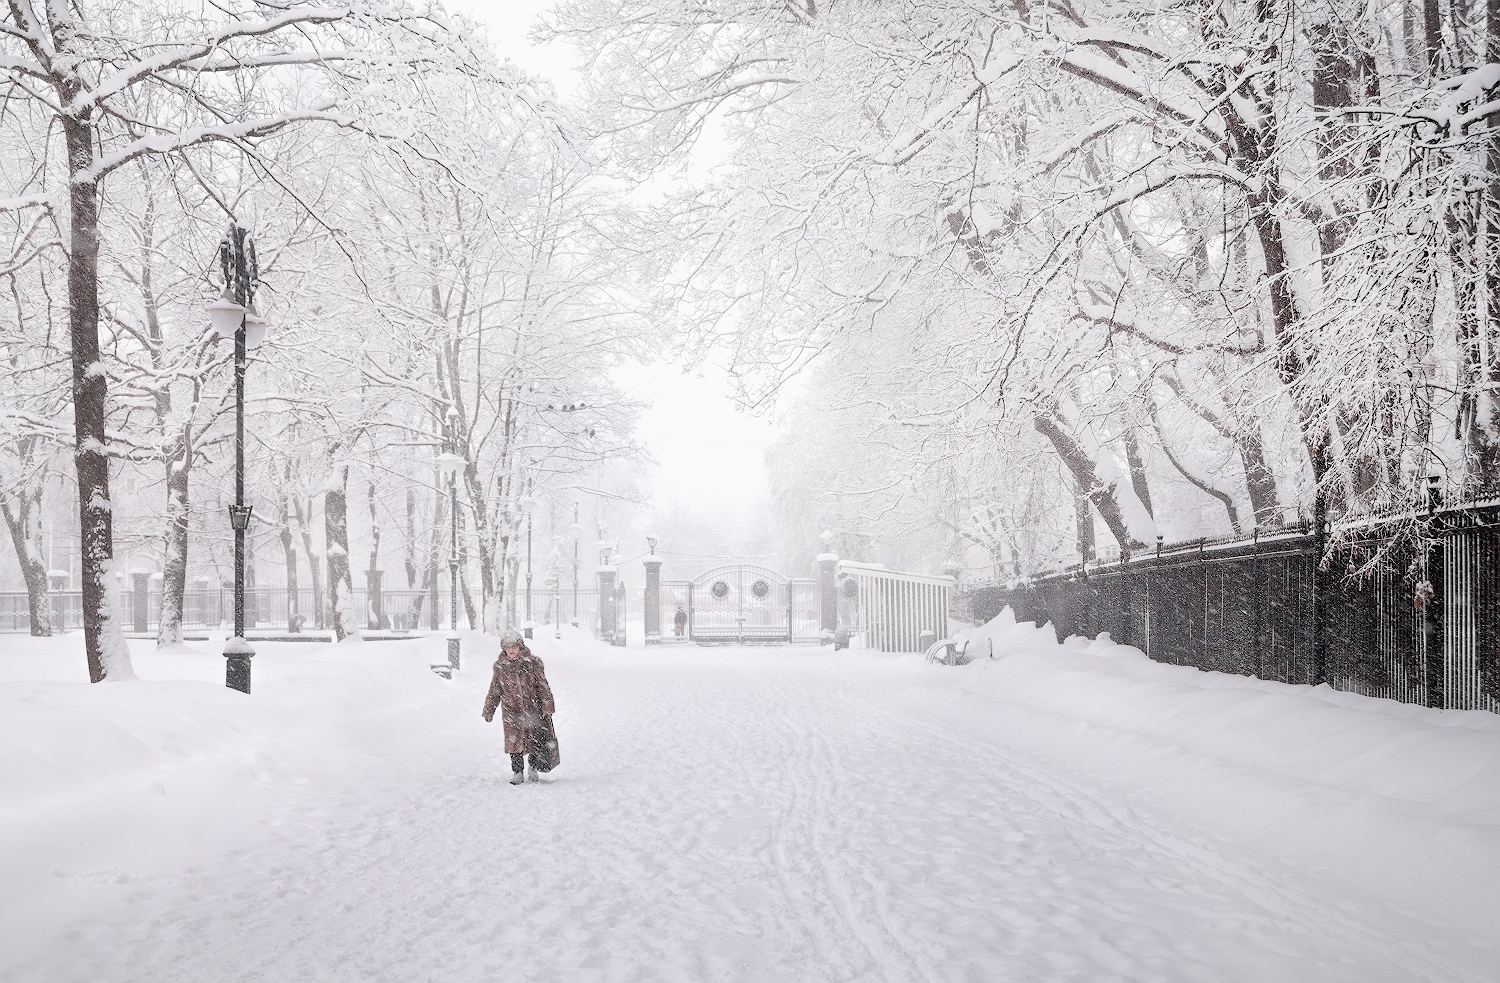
[482,629,559,785]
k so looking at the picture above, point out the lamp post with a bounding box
[520,495,536,638]
[643,534,661,642]
[553,559,566,639]
[436,408,463,673]
[208,223,268,695]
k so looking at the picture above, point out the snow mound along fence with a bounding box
[959,505,1500,714]
[927,607,1500,953]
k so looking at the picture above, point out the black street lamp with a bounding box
[553,558,566,639]
[437,408,463,673]
[209,224,267,694]
[521,495,536,638]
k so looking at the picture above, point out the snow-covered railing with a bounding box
[959,502,1500,715]
[837,561,955,653]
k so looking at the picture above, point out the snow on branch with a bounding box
[0,191,57,215]
[82,108,354,182]
[1057,48,1224,144]
[875,54,1021,166]
[75,4,349,111]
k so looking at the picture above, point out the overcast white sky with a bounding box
[451,0,781,521]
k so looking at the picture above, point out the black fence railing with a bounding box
[960,503,1500,714]
[0,586,610,637]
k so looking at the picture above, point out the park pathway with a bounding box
[7,642,1474,983]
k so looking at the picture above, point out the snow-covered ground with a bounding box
[2,616,1497,982]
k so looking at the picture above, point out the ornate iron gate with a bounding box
[689,564,795,643]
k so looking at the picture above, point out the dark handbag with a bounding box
[530,715,560,772]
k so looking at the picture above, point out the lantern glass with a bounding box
[243,303,268,349]
[209,291,245,339]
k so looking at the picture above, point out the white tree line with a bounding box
[11,0,1500,681]
[1,1,650,679]
[546,0,1500,578]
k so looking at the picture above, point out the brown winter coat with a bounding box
[482,646,556,755]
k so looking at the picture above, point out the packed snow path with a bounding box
[4,632,1496,982]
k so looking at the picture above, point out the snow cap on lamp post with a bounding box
[436,451,463,477]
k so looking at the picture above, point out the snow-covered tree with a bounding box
[0,0,509,678]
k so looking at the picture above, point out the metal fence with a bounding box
[961,503,1500,713]
[657,567,822,644]
[0,585,611,637]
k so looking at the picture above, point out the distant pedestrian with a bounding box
[673,605,687,637]
[482,629,559,785]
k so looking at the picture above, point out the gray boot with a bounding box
[509,770,525,785]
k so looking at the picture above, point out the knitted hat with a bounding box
[499,628,525,646]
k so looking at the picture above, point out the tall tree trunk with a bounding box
[1311,18,1358,268]
[1426,0,1446,75]
[1161,370,1281,527]
[1238,431,1281,528]
[1072,492,1096,563]
[423,485,445,630]
[129,171,192,649]
[505,552,522,629]
[459,553,478,632]
[1123,431,1154,520]
[280,489,300,631]
[404,486,418,589]
[1454,191,1488,494]
[62,113,130,682]
[157,444,190,647]
[366,481,387,629]
[326,466,355,641]
[1150,401,1245,535]
[1033,413,1145,551]
[293,494,325,629]
[1479,0,1500,493]
[0,461,53,636]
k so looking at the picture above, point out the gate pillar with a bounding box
[597,566,618,641]
[818,540,839,640]
[643,555,662,642]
